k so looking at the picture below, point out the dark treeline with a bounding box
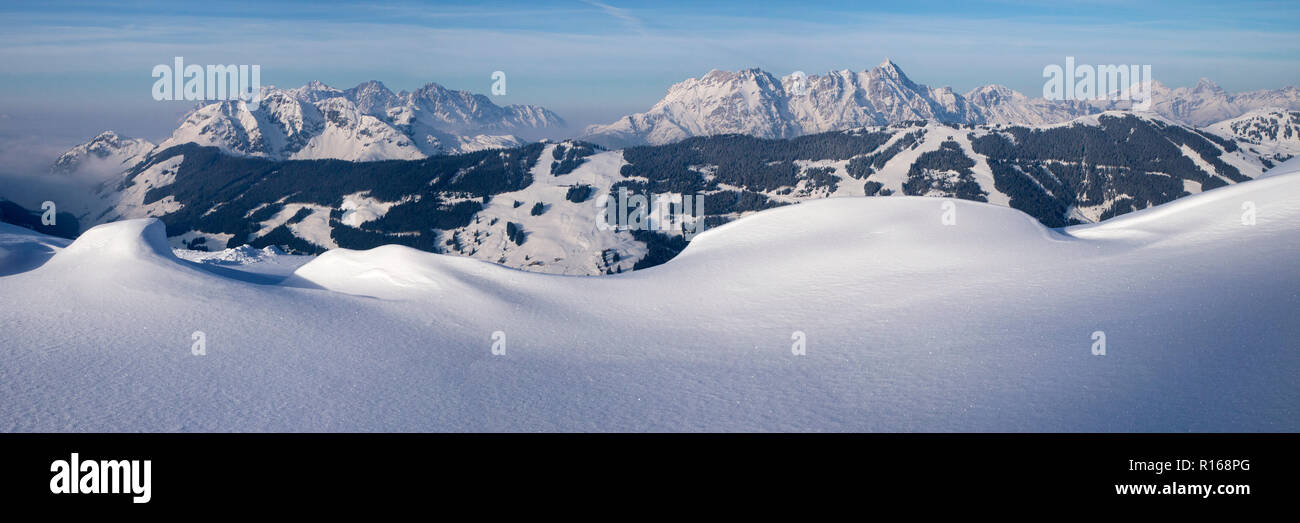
[121,113,1255,266]
[133,142,542,254]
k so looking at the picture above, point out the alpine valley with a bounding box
[16,61,1300,275]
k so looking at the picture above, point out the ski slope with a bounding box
[2,159,1298,432]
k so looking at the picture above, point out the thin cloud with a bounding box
[580,0,646,35]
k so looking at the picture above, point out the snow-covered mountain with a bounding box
[73,111,1288,276]
[584,61,1300,147]
[155,80,566,161]
[1205,108,1300,168]
[1095,79,1300,127]
[49,131,155,177]
[49,80,566,180]
[3,157,1298,431]
[964,84,1096,126]
[583,60,1098,147]
[581,67,797,148]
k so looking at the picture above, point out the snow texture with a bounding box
[2,159,1298,432]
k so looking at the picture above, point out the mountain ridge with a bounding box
[64,110,1297,276]
[50,80,568,180]
[584,61,1300,147]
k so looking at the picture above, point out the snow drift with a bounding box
[1,158,1298,431]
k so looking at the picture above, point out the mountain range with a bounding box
[50,80,566,176]
[39,109,1289,276]
[50,131,155,176]
[49,61,1300,176]
[582,60,1300,147]
[16,63,1300,276]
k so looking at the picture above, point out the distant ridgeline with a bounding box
[100,142,545,255]
[970,115,1249,225]
[615,114,1254,228]
[90,113,1279,272]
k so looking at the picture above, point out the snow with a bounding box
[2,159,1298,432]
[870,126,934,194]
[0,222,69,277]
[339,192,404,228]
[1096,79,1300,127]
[953,131,1009,206]
[794,159,856,198]
[173,245,313,281]
[50,131,155,177]
[1175,143,1229,186]
[287,206,338,250]
[1206,108,1300,162]
[586,61,1300,149]
[96,155,186,221]
[150,80,560,162]
[73,111,1288,277]
[442,144,646,274]
[250,203,336,250]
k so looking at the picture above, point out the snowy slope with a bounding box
[51,79,564,180]
[964,84,1096,126]
[49,131,155,177]
[1095,79,1300,127]
[583,60,1093,147]
[1205,108,1300,168]
[2,158,1297,432]
[78,113,1286,276]
[437,144,646,274]
[0,221,70,277]
[155,80,562,161]
[586,63,1300,148]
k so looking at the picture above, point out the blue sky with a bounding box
[0,0,1298,166]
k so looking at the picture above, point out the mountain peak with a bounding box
[413,82,456,97]
[50,131,155,175]
[353,80,388,91]
[291,80,344,102]
[91,130,122,143]
[965,84,1026,105]
[873,58,910,82]
[701,69,739,82]
[1193,77,1222,92]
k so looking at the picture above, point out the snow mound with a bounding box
[173,245,284,265]
[54,218,176,263]
[670,195,1057,273]
[286,244,509,298]
[0,222,71,276]
[2,161,1297,431]
[1260,155,1300,178]
[1068,160,1299,242]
